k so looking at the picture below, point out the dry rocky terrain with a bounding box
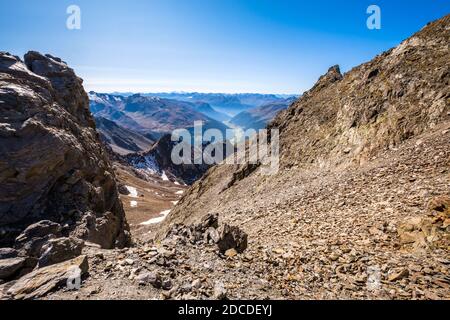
[0,15,449,300]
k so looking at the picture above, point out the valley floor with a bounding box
[36,121,450,300]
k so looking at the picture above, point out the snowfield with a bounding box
[126,186,138,198]
[140,209,171,225]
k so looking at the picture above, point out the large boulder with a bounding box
[14,220,62,257]
[0,257,26,280]
[37,237,84,268]
[217,224,248,254]
[0,51,130,249]
[0,248,18,259]
[6,255,89,300]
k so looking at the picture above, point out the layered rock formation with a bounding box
[0,51,130,281]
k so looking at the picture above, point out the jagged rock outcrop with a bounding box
[269,18,449,169]
[0,51,130,277]
[126,134,211,185]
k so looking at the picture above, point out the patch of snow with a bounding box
[161,171,169,181]
[130,201,138,208]
[174,181,180,185]
[175,190,184,195]
[126,186,138,198]
[171,201,179,205]
[130,154,160,176]
[140,209,171,225]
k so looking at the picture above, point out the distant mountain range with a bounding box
[125,92,297,117]
[89,92,230,139]
[229,97,297,130]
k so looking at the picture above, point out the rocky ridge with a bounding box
[0,51,130,285]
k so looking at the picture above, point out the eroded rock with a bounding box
[6,255,89,300]
[217,224,248,254]
[0,51,130,252]
[37,237,84,268]
[0,257,26,280]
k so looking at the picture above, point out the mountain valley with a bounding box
[0,14,449,301]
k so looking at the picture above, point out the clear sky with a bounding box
[0,0,449,94]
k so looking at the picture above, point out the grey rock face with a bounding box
[0,51,130,249]
[14,220,62,258]
[217,224,248,254]
[0,248,18,259]
[0,257,26,280]
[37,237,84,268]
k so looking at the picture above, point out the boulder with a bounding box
[0,257,26,280]
[217,224,248,254]
[0,248,18,259]
[37,237,84,268]
[70,211,130,249]
[14,220,62,258]
[6,255,89,300]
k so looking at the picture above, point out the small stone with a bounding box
[162,278,173,291]
[388,268,409,282]
[225,248,238,258]
[180,283,192,293]
[137,272,162,288]
[191,279,202,289]
[329,252,340,261]
[273,248,285,255]
[125,259,134,266]
[213,281,227,300]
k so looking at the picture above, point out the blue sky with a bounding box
[0,0,448,94]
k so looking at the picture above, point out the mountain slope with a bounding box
[194,102,231,122]
[156,15,450,299]
[126,134,211,185]
[94,116,154,155]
